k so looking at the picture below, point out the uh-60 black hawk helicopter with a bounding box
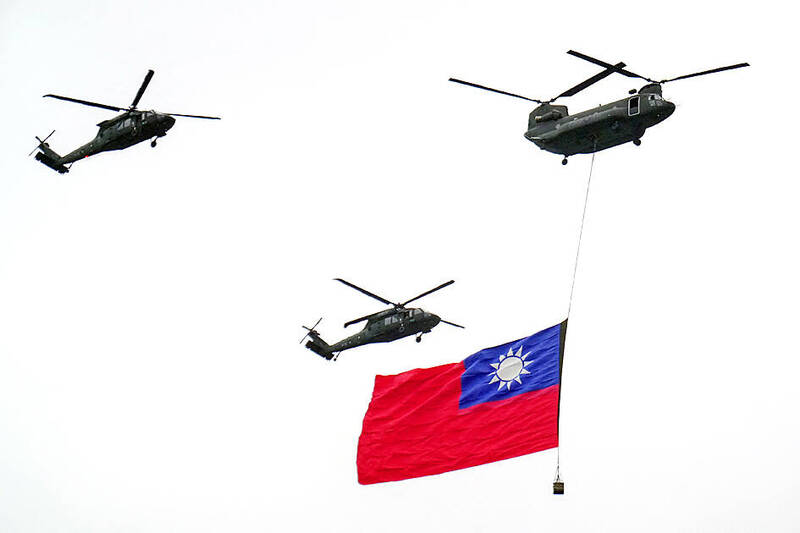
[450,50,749,164]
[301,278,464,360]
[31,70,220,173]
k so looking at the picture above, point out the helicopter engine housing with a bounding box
[528,104,569,129]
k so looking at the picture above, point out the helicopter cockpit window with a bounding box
[628,96,640,116]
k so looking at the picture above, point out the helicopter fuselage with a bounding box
[35,69,219,173]
[303,278,462,360]
[455,51,747,161]
[328,308,441,353]
[524,86,675,157]
[60,110,176,165]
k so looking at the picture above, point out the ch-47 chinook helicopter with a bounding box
[31,70,220,173]
[301,278,464,360]
[450,50,749,164]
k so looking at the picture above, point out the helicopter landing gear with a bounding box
[151,139,157,148]
[633,138,641,146]
[562,157,568,165]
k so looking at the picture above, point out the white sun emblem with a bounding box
[488,346,533,391]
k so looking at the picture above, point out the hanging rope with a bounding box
[567,144,597,319]
[555,140,598,492]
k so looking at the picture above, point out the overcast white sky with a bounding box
[1,1,798,531]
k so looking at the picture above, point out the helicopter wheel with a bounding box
[151,139,157,148]
[633,139,641,146]
[561,157,568,166]
[416,335,422,343]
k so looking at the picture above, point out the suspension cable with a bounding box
[555,142,598,492]
[567,145,597,319]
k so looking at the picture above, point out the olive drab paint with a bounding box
[301,279,464,361]
[451,50,748,165]
[32,70,220,173]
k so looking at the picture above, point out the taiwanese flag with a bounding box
[357,320,567,484]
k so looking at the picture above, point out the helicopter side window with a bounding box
[384,317,392,326]
[628,96,640,116]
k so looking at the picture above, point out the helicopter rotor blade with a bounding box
[40,129,55,144]
[343,312,376,328]
[401,280,455,307]
[164,112,222,120]
[29,130,56,156]
[554,62,627,99]
[659,63,750,84]
[130,69,154,109]
[448,78,545,103]
[334,278,394,307]
[42,94,123,112]
[566,50,655,82]
[300,317,323,344]
[440,319,465,329]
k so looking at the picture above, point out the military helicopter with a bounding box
[301,278,464,360]
[31,70,220,173]
[450,50,749,164]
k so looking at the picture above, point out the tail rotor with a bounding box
[30,130,69,173]
[300,317,323,344]
[29,130,55,156]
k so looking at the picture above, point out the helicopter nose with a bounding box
[428,313,441,327]
[163,115,176,129]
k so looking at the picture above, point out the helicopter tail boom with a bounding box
[32,134,68,173]
[305,332,334,360]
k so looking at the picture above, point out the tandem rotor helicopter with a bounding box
[31,70,220,173]
[301,279,464,360]
[450,50,749,164]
